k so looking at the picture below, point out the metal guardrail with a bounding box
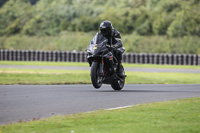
[0,50,200,65]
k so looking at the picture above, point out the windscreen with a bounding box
[91,34,98,45]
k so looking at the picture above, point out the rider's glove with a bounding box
[106,44,117,50]
[106,44,111,48]
[111,45,118,49]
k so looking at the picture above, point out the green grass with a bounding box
[0,68,200,84]
[0,61,89,67]
[126,72,200,84]
[0,69,90,85]
[0,61,200,84]
[0,61,200,69]
[1,97,200,133]
[123,63,200,69]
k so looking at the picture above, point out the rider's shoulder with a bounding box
[112,28,121,38]
[112,28,120,36]
[97,31,102,36]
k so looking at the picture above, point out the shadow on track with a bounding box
[90,90,174,93]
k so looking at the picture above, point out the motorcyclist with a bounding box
[92,20,125,77]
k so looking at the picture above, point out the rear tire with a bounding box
[111,78,125,90]
[91,62,103,89]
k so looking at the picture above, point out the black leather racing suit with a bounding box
[93,28,124,64]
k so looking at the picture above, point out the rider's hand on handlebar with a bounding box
[106,44,111,48]
[106,45,116,51]
[111,45,117,49]
[110,45,117,50]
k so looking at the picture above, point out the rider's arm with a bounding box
[112,31,123,49]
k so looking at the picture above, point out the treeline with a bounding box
[1,0,200,54]
[0,0,200,37]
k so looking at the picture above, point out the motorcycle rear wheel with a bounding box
[111,78,125,90]
[91,62,103,89]
[111,67,125,90]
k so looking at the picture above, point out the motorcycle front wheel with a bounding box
[91,62,103,89]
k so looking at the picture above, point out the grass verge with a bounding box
[0,69,90,85]
[0,97,199,133]
[0,61,200,69]
[0,68,200,84]
[0,61,200,84]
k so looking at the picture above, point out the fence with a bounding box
[0,50,200,65]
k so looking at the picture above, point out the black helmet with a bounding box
[100,20,113,35]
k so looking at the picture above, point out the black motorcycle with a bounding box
[87,39,126,90]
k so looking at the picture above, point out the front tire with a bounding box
[91,62,103,89]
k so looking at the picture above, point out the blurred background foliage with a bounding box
[0,0,200,54]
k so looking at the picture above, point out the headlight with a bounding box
[90,46,95,53]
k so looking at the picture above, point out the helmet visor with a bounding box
[100,28,111,35]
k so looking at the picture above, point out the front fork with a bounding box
[99,58,104,76]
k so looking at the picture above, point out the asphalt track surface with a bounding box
[0,84,200,125]
[0,65,200,73]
